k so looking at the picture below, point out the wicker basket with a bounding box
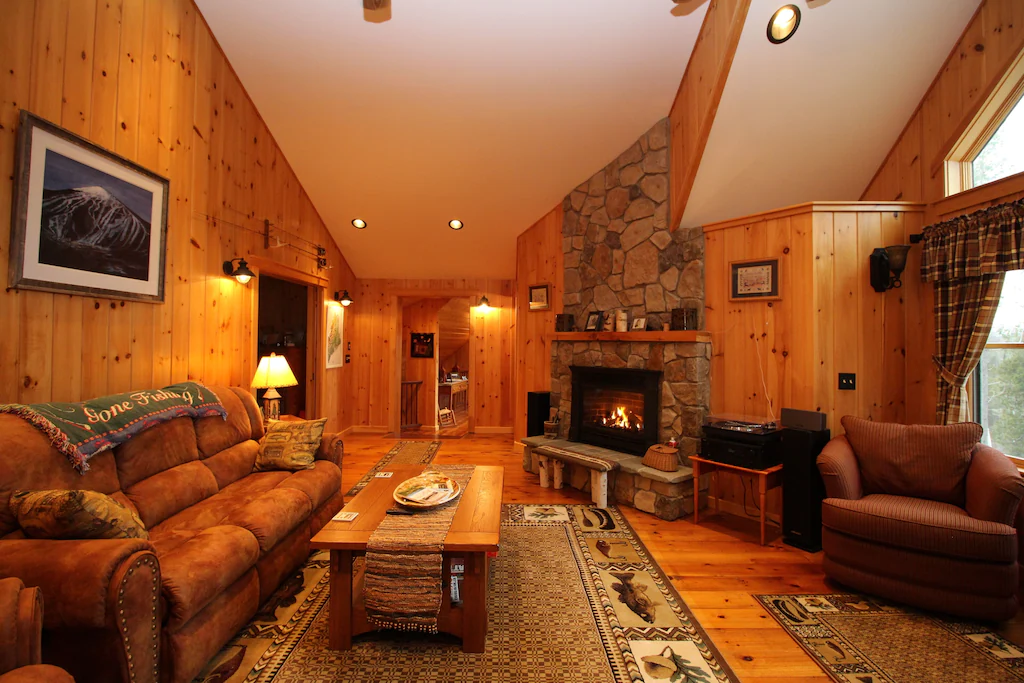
[642,444,680,472]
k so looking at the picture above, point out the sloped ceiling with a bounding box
[194,0,707,278]
[680,0,982,229]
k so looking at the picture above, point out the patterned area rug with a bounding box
[194,504,736,682]
[756,593,1024,683]
[345,440,440,497]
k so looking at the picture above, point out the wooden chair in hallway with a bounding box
[438,401,456,428]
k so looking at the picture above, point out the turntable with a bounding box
[701,414,783,469]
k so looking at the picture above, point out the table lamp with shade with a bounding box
[251,352,298,420]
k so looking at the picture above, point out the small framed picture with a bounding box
[410,332,434,358]
[585,311,602,331]
[528,284,550,311]
[631,317,647,331]
[730,258,780,301]
[602,311,615,331]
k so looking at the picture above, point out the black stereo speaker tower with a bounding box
[526,392,551,438]
[780,409,831,552]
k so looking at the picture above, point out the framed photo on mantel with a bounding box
[10,111,169,303]
[730,258,780,301]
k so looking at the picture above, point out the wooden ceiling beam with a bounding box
[669,0,752,230]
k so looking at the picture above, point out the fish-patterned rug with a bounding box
[345,440,441,497]
[756,593,1024,683]
[193,504,737,682]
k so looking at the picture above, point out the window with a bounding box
[977,270,1024,459]
[972,96,1024,187]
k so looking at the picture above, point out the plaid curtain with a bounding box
[922,198,1023,424]
[932,274,1004,424]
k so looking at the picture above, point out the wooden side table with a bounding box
[690,455,783,545]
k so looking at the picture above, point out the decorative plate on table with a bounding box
[393,471,462,508]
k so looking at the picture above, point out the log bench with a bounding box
[533,445,618,508]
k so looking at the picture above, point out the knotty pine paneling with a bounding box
[513,206,563,442]
[0,0,356,431]
[349,279,513,432]
[861,0,1024,424]
[704,202,923,510]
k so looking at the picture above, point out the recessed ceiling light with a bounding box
[351,218,367,229]
[449,219,464,230]
[767,4,800,44]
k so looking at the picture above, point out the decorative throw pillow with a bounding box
[10,489,150,540]
[840,416,982,506]
[255,418,327,472]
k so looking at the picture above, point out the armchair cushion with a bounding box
[840,416,981,506]
[966,444,1024,525]
[10,489,148,540]
[822,494,1017,563]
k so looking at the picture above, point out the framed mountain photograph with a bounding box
[10,111,169,302]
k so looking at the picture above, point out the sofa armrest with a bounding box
[316,433,344,469]
[0,666,75,683]
[0,539,160,683]
[966,444,1024,525]
[0,577,42,673]
[816,435,863,500]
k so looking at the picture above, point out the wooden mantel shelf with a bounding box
[546,331,711,343]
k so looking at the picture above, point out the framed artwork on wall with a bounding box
[730,258,780,301]
[631,317,647,331]
[10,110,169,303]
[528,284,550,311]
[326,304,344,368]
[410,332,434,358]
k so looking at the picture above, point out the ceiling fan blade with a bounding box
[670,0,708,17]
[363,0,389,10]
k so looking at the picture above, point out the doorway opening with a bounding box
[257,275,310,419]
[398,296,471,439]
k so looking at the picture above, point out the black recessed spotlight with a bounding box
[767,4,800,44]
[449,219,464,230]
[352,218,367,229]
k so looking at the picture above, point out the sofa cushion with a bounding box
[227,488,312,553]
[124,461,219,529]
[152,525,260,629]
[276,461,341,511]
[194,387,252,459]
[114,417,199,490]
[229,388,265,441]
[201,440,259,489]
[841,416,981,506]
[822,494,1017,563]
[255,419,327,472]
[10,489,148,540]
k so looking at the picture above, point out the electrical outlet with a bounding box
[838,373,856,390]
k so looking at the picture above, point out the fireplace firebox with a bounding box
[569,366,661,455]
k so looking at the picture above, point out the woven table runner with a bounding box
[364,464,476,633]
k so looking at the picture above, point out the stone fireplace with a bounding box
[570,366,661,456]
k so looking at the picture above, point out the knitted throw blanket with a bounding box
[0,382,227,474]
[364,465,477,633]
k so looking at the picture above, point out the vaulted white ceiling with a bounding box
[195,0,708,278]
[681,0,982,228]
[197,0,982,277]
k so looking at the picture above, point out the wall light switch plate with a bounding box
[838,373,856,390]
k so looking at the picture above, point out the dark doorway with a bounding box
[258,275,309,418]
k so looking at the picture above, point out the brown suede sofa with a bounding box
[0,578,73,683]
[817,416,1023,622]
[0,386,345,683]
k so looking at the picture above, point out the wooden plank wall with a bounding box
[349,278,514,432]
[513,206,563,442]
[668,0,752,230]
[860,0,1024,423]
[0,0,358,431]
[704,203,923,510]
[401,298,446,429]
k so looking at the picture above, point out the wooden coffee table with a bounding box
[311,464,503,652]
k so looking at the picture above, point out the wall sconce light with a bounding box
[477,295,490,310]
[869,245,912,292]
[222,257,255,284]
[334,290,353,307]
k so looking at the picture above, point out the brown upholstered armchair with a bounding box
[817,416,1024,622]
[0,578,74,683]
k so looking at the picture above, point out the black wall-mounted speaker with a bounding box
[780,413,831,552]
[526,392,550,438]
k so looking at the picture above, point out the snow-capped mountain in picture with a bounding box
[39,150,154,281]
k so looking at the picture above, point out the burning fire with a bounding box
[600,406,643,432]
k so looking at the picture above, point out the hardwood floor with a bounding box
[397,404,469,439]
[338,432,1024,682]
